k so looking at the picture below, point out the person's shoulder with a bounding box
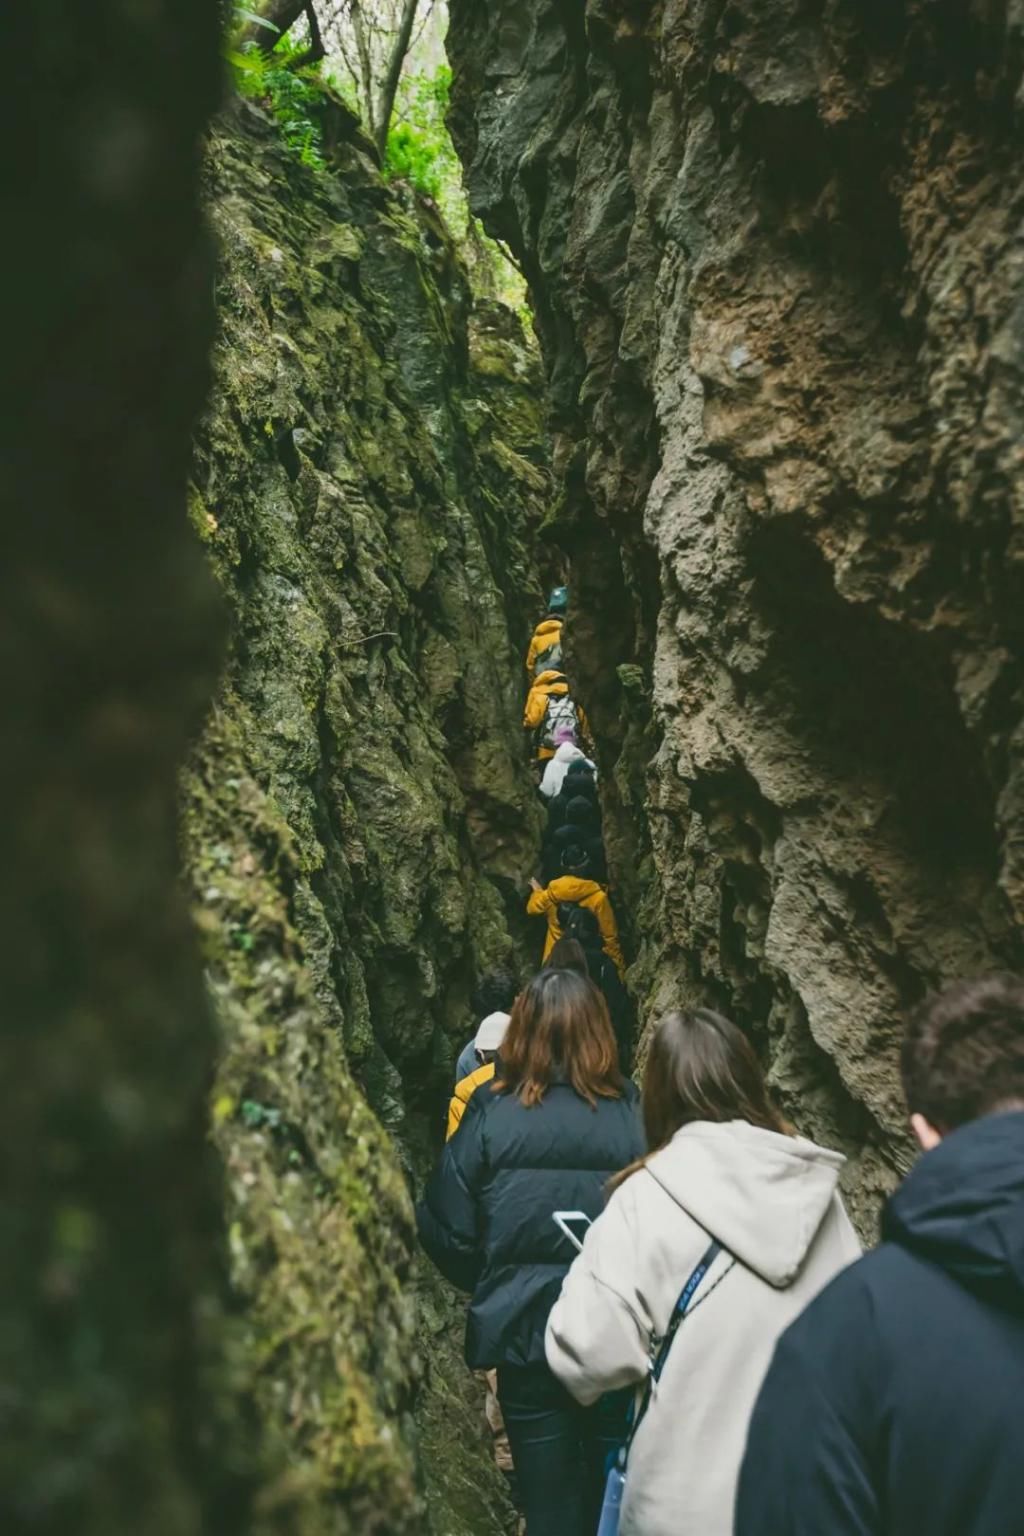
[586,1082,639,1117]
[456,1071,503,1131]
[455,1060,494,1103]
[595,1083,645,1157]
[773,1241,906,1373]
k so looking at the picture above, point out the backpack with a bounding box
[539,691,579,751]
[533,636,564,676]
[557,900,603,954]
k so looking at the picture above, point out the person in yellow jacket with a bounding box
[526,850,625,978]
[524,670,590,762]
[526,615,563,677]
[525,586,568,676]
[446,1010,510,1139]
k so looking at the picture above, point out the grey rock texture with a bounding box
[186,100,548,1535]
[447,0,1024,1227]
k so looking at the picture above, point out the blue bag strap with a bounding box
[618,1238,723,1469]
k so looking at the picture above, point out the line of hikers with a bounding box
[521,588,629,1063]
[416,590,1024,1536]
[421,966,1024,1536]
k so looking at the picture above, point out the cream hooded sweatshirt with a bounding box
[545,1120,860,1536]
[538,741,596,800]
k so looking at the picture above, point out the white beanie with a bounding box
[474,1010,511,1052]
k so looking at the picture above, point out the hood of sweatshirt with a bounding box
[547,875,602,902]
[644,1120,846,1288]
[552,742,584,765]
[882,1109,1024,1306]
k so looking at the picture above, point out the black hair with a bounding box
[471,968,519,1018]
[560,844,592,876]
[902,974,1024,1129]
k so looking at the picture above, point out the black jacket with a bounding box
[417,1077,644,1369]
[546,779,599,839]
[736,1111,1024,1536]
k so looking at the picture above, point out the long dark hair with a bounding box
[613,1007,788,1186]
[495,968,622,1108]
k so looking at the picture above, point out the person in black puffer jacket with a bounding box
[543,795,608,885]
[417,968,644,1536]
[545,761,599,839]
[736,972,1024,1536]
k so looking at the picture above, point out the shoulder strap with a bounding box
[618,1239,723,1470]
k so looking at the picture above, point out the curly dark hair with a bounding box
[471,968,519,1019]
[901,973,1024,1130]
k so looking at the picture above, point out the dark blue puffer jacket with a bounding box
[736,1110,1024,1536]
[417,1078,644,1369]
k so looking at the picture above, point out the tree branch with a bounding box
[408,0,435,55]
[238,0,308,53]
[350,0,378,144]
[285,2,325,69]
[373,0,419,157]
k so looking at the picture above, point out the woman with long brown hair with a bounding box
[417,969,644,1536]
[545,1007,860,1536]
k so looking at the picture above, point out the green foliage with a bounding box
[226,29,529,309]
[230,32,327,172]
[383,68,462,217]
[223,3,278,71]
[380,66,527,312]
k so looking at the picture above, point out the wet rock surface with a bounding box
[447,0,1024,1227]
[186,100,548,1534]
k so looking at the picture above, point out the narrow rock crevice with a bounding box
[446,0,1024,1226]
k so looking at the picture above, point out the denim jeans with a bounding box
[496,1362,630,1536]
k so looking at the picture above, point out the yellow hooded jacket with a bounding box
[526,876,625,977]
[523,670,589,761]
[526,616,564,677]
[446,1060,495,1139]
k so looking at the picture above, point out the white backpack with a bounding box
[540,692,579,751]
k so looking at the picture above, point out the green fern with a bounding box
[229,27,327,174]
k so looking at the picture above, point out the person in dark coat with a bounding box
[417,968,645,1536]
[543,795,607,885]
[735,972,1024,1536]
[545,762,599,839]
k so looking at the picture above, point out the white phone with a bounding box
[553,1210,592,1253]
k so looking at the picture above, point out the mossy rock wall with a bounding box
[184,100,549,1534]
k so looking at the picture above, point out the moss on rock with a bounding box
[185,98,550,1532]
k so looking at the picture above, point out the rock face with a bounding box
[447,0,1024,1227]
[186,99,548,1533]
